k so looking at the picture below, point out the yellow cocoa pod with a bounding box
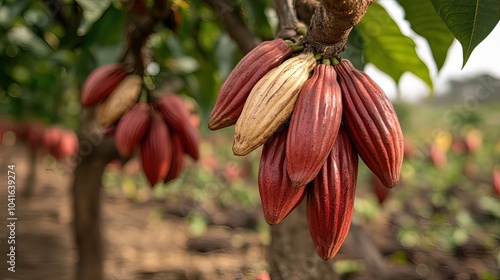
[233,52,316,156]
[98,75,143,127]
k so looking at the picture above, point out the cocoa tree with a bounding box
[1,0,499,279]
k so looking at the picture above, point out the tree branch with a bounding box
[126,0,170,75]
[272,0,306,40]
[295,0,320,26]
[204,0,260,54]
[302,0,375,59]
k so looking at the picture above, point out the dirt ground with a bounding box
[0,143,268,280]
[1,141,499,280]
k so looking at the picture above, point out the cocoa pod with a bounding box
[42,126,63,156]
[81,64,127,106]
[54,129,79,160]
[102,125,116,138]
[115,103,151,157]
[98,75,143,127]
[493,167,500,196]
[164,130,184,183]
[140,113,172,187]
[307,126,358,261]
[464,129,482,154]
[429,142,447,169]
[26,122,45,149]
[336,59,403,188]
[233,52,316,156]
[208,39,292,130]
[155,94,199,160]
[372,174,389,205]
[286,64,342,187]
[259,126,306,225]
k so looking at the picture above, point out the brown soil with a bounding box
[0,143,267,280]
[1,141,499,280]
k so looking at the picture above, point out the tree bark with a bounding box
[21,148,37,197]
[72,106,120,280]
[302,0,375,58]
[268,201,339,280]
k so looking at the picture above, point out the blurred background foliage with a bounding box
[1,0,500,277]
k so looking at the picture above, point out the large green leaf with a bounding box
[397,0,454,70]
[82,6,125,48]
[242,0,274,39]
[357,3,433,90]
[430,0,500,67]
[344,27,365,70]
[75,0,112,35]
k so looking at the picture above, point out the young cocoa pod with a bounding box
[307,126,358,261]
[140,113,172,187]
[233,52,316,156]
[164,130,184,183]
[208,39,292,130]
[114,103,151,157]
[81,64,128,107]
[259,127,306,225]
[155,94,199,161]
[336,59,403,188]
[286,64,342,188]
[98,75,143,127]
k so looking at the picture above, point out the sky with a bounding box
[365,2,500,102]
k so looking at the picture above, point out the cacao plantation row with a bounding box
[81,64,199,187]
[0,120,78,161]
[209,38,404,260]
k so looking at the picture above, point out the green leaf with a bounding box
[430,0,500,67]
[344,26,365,70]
[357,3,433,90]
[242,0,274,39]
[75,0,112,35]
[397,0,455,70]
[83,6,125,48]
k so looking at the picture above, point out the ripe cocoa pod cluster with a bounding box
[112,95,199,187]
[1,120,78,161]
[81,64,199,187]
[209,39,404,260]
[81,64,142,127]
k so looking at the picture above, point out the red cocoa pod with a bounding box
[102,125,116,137]
[55,129,79,160]
[42,126,63,156]
[307,126,358,261]
[26,122,45,149]
[140,113,172,187]
[208,38,292,130]
[286,64,342,187]
[464,129,482,154]
[493,167,500,196]
[403,138,415,160]
[429,143,447,169]
[336,59,403,188]
[155,94,199,160]
[114,103,151,157]
[164,130,184,183]
[81,63,127,106]
[372,174,389,205]
[259,126,306,225]
[154,94,191,131]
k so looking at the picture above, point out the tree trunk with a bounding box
[73,152,106,280]
[21,148,37,197]
[72,107,120,280]
[268,201,339,280]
